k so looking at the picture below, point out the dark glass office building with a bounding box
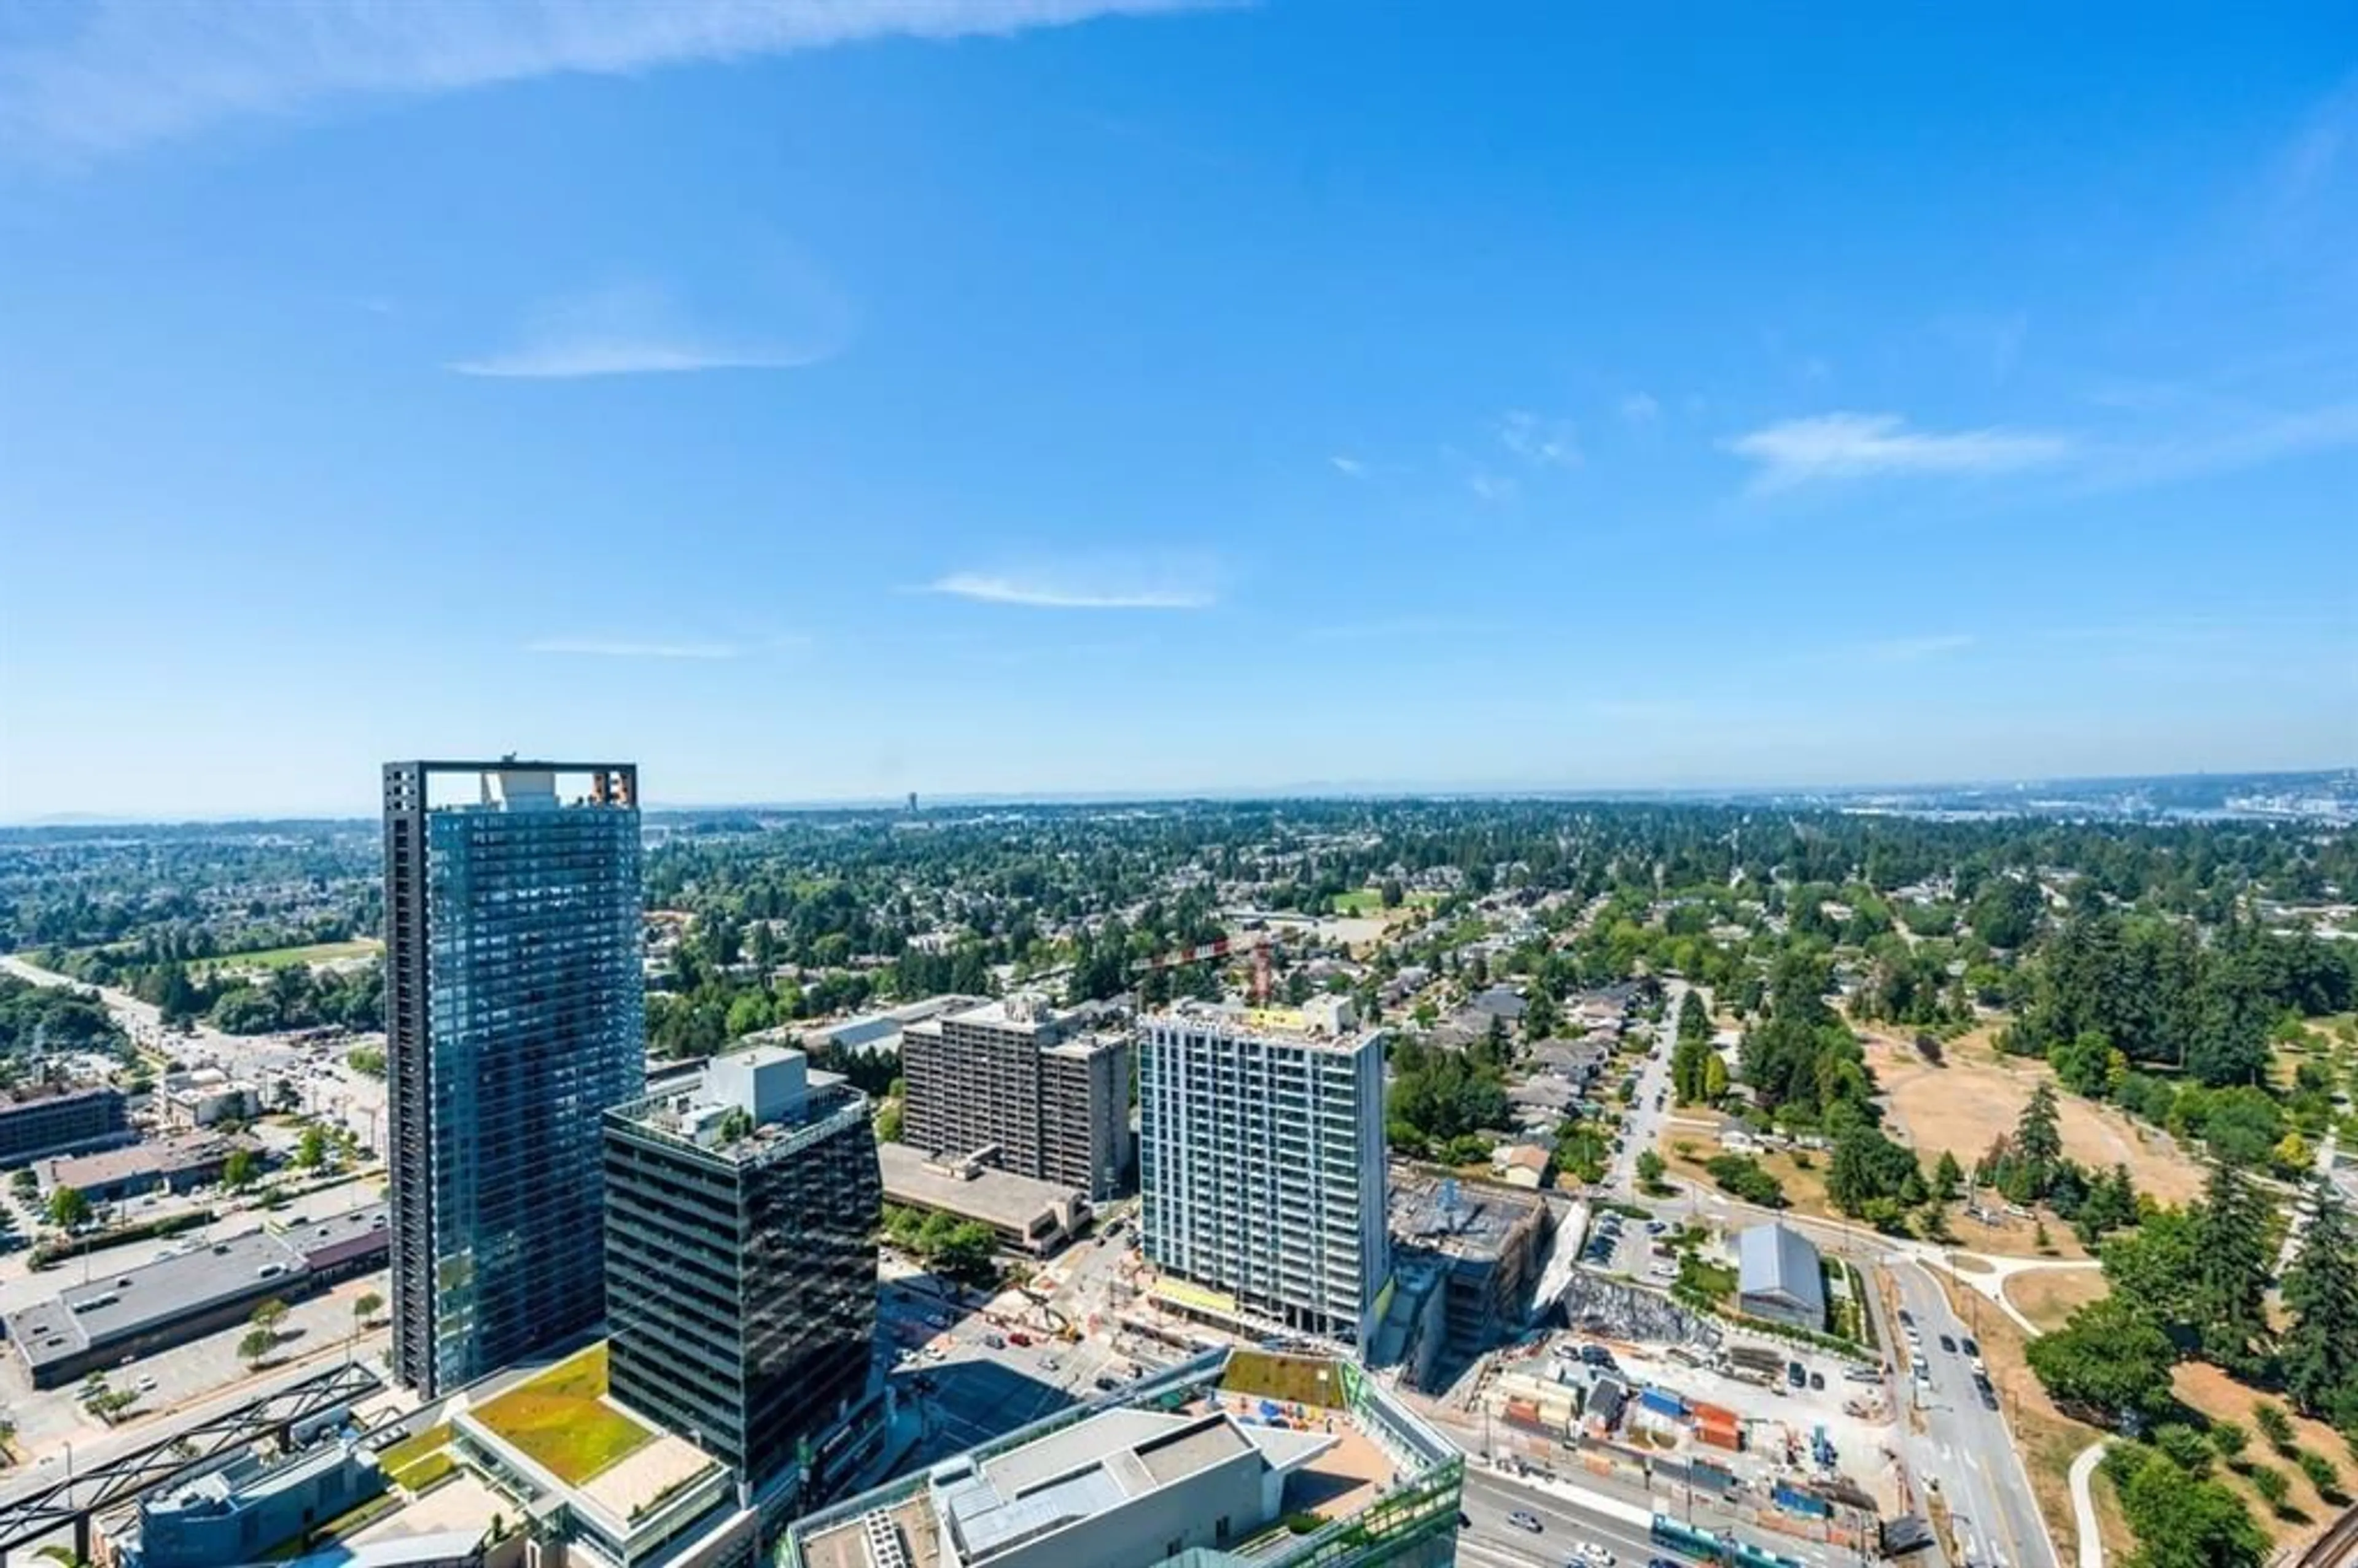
[382,761,645,1398]
[603,1046,882,1499]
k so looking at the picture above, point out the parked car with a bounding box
[982,1333,1005,1349]
[1008,1332,1032,1348]
[1786,1360,1807,1388]
[1959,1335,1981,1359]
[1808,1371,1824,1391]
[1939,1333,1958,1354]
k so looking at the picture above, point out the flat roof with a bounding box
[919,995,1066,1037]
[45,1131,232,1190]
[790,1349,1460,1568]
[947,1408,1255,1564]
[878,1141,1081,1232]
[1147,1003,1377,1051]
[1388,1169,1546,1258]
[0,1082,119,1111]
[7,1228,307,1367]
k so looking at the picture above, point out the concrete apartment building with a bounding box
[0,1082,129,1166]
[899,995,1132,1201]
[382,759,645,1399]
[1137,999,1389,1354]
[604,1044,885,1505]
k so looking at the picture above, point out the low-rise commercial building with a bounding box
[40,1131,244,1204]
[876,1141,1088,1255]
[119,1440,387,1568]
[792,996,981,1061]
[0,1082,130,1166]
[783,1349,1463,1568]
[157,1068,262,1130]
[3,1202,385,1387]
[1736,1222,1825,1332]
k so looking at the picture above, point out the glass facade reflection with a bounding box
[603,1057,881,1498]
[383,762,644,1397]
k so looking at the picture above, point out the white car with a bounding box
[1571,1545,1616,1567]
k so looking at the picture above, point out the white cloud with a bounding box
[449,282,839,379]
[529,637,739,659]
[1467,470,1517,504]
[922,572,1213,610]
[0,0,1215,164]
[1498,410,1581,468]
[1329,455,1366,478]
[1727,412,2071,489]
[1618,392,1660,425]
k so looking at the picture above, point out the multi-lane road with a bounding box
[1458,1468,1662,1567]
[1889,1260,2057,1568]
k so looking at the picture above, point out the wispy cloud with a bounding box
[2079,400,2358,491]
[449,282,841,379]
[529,637,740,660]
[0,0,1218,165]
[1498,410,1581,468]
[921,571,1213,610]
[1727,412,2072,489]
[1618,392,1660,425]
[1467,470,1518,504]
[1329,455,1367,478]
[1869,633,1977,662]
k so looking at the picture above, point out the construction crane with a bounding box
[1131,931,1278,1004]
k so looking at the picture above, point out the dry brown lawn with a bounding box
[2170,1363,2349,1555]
[1863,1028,2209,1208]
[2002,1268,2109,1333]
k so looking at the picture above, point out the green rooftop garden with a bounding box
[469,1343,654,1486]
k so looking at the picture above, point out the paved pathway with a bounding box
[2067,1441,2107,1567]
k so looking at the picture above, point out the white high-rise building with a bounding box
[1138,997,1388,1353]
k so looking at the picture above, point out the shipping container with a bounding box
[1638,1386,1687,1418]
[1696,1422,1743,1451]
[1773,1483,1833,1519]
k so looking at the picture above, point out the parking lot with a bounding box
[0,1271,386,1460]
[1579,1207,1679,1287]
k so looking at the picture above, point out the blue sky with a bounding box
[1,2,2353,820]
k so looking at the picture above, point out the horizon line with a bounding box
[3,763,2351,831]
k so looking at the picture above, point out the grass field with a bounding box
[469,1344,653,1486]
[1329,888,1444,917]
[2170,1364,2349,1551]
[1863,1028,2209,1210]
[2002,1267,2107,1332]
[194,938,381,972]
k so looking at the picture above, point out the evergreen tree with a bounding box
[2281,1176,2358,1421]
[1933,1148,1964,1200]
[2017,1081,2064,1190]
[1676,988,1710,1044]
[2192,1163,2274,1376]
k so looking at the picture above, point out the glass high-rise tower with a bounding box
[382,760,645,1397]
